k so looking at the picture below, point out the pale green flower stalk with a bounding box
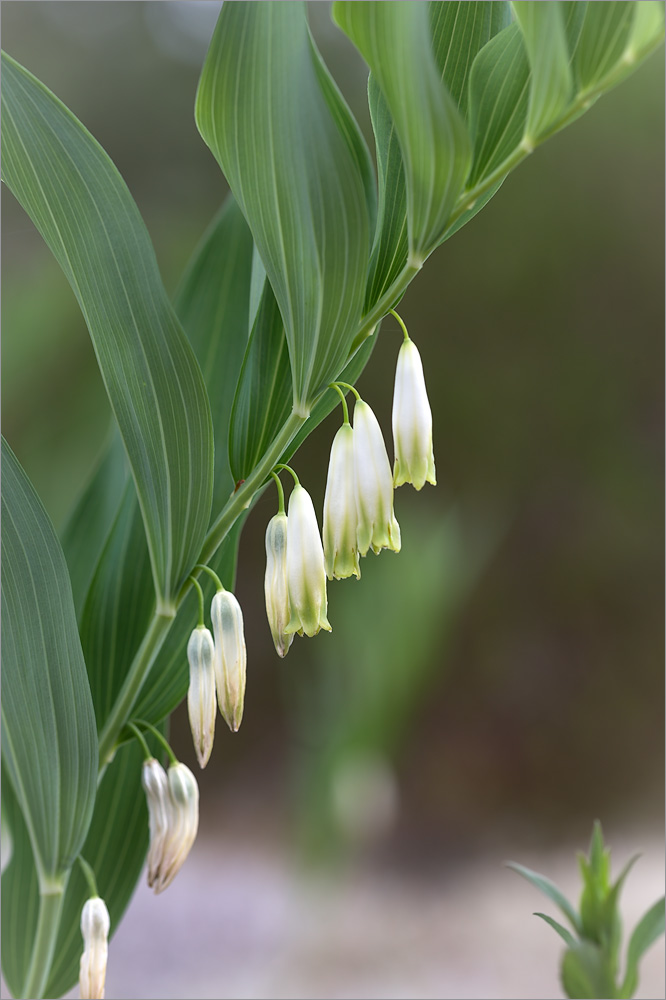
[283,472,332,637]
[78,897,110,1000]
[210,586,247,732]
[390,309,436,491]
[323,385,360,580]
[186,576,217,767]
[353,398,401,556]
[264,472,293,657]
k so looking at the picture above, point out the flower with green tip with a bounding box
[141,757,170,890]
[284,483,332,637]
[210,589,247,732]
[264,511,293,657]
[324,422,360,580]
[392,338,436,490]
[155,762,199,894]
[186,625,216,768]
[79,896,110,1000]
[353,399,401,556]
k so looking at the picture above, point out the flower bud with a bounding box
[155,762,199,894]
[264,512,293,657]
[353,400,401,556]
[141,757,170,890]
[79,896,110,1000]
[392,338,436,490]
[210,589,247,732]
[284,484,332,637]
[187,626,216,768]
[323,423,360,580]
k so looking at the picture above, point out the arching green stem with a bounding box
[329,383,350,425]
[270,471,285,513]
[133,719,178,766]
[194,563,224,592]
[389,308,410,342]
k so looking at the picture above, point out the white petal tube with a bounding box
[284,483,331,637]
[79,897,110,1000]
[141,758,170,889]
[323,422,360,580]
[264,512,293,657]
[210,589,247,732]
[353,400,401,556]
[187,626,217,768]
[392,338,436,490]
[155,762,199,894]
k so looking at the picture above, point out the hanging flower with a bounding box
[79,896,110,1000]
[154,762,200,894]
[284,483,331,637]
[323,422,360,580]
[141,757,170,890]
[210,589,247,732]
[264,511,293,657]
[392,337,436,490]
[353,399,401,556]
[186,626,216,768]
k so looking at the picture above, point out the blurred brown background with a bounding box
[2,3,664,998]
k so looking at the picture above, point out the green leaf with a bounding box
[512,1,573,141]
[334,0,471,259]
[60,432,129,621]
[229,281,292,483]
[1,53,214,607]
[534,912,577,948]
[1,439,98,886]
[429,1,512,116]
[44,736,163,999]
[572,2,637,92]
[620,897,665,999]
[467,22,531,186]
[1,765,40,998]
[507,861,582,934]
[174,196,255,507]
[561,941,618,1000]
[196,1,371,408]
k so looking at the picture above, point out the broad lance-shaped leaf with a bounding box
[1,438,98,885]
[334,1,471,260]
[620,896,666,999]
[1,53,214,607]
[1,766,39,999]
[512,2,573,142]
[196,1,371,410]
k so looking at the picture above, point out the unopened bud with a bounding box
[264,512,293,657]
[155,762,199,894]
[284,484,332,637]
[210,589,247,731]
[354,400,401,555]
[392,338,436,490]
[187,626,216,767]
[79,896,110,1000]
[141,758,170,890]
[324,423,360,580]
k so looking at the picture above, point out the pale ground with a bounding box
[59,825,664,1000]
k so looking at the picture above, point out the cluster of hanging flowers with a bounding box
[264,309,435,656]
[74,311,432,995]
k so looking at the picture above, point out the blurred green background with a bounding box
[2,0,663,920]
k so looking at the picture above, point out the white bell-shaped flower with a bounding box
[141,757,170,890]
[392,338,436,490]
[284,483,332,637]
[210,589,247,732]
[323,422,360,580]
[155,762,199,894]
[264,512,293,657]
[353,399,401,556]
[187,626,216,768]
[79,896,110,1000]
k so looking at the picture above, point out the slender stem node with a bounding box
[329,383,350,425]
[274,463,300,486]
[194,563,224,592]
[270,471,285,513]
[127,721,152,761]
[22,885,65,1000]
[389,308,410,342]
[134,719,178,766]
